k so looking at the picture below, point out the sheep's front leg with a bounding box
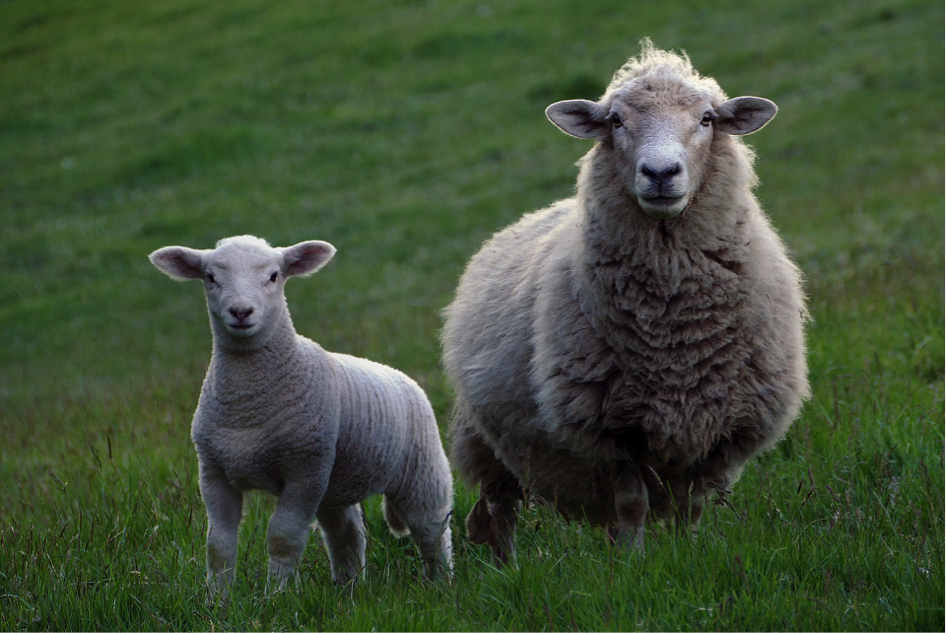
[316,504,367,585]
[199,462,244,604]
[666,477,706,534]
[468,473,523,566]
[610,463,648,552]
[266,481,323,592]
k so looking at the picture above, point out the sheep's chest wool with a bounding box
[443,40,808,563]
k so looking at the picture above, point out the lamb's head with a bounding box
[545,42,777,220]
[149,235,336,349]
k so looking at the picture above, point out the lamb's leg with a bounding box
[315,504,367,586]
[611,463,648,552]
[266,482,323,592]
[383,495,454,580]
[411,520,453,581]
[199,462,244,604]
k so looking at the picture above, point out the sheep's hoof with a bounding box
[466,498,500,548]
[607,523,646,555]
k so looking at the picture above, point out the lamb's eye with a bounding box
[269,272,278,283]
[700,112,715,127]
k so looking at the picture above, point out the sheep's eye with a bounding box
[607,113,623,128]
[269,272,278,283]
[700,112,715,127]
[206,273,216,284]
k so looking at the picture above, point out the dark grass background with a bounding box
[1,0,942,629]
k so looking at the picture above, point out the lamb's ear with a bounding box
[149,246,206,280]
[281,240,336,277]
[545,100,610,139]
[715,97,778,135]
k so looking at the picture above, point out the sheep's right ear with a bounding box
[149,246,206,280]
[716,97,778,135]
[281,241,336,277]
[545,100,609,139]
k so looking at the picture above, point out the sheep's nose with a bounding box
[229,307,254,322]
[640,162,682,184]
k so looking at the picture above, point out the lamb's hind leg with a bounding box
[609,463,648,552]
[386,497,453,581]
[452,424,522,565]
[315,504,367,586]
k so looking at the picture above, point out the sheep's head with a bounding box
[545,44,776,220]
[149,235,335,349]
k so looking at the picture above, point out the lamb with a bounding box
[149,235,453,599]
[442,41,809,563]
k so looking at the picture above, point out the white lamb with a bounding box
[149,235,453,599]
[442,41,809,563]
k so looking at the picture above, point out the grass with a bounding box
[1,0,943,629]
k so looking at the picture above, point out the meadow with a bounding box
[0,0,943,629]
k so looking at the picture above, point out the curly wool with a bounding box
[443,45,809,529]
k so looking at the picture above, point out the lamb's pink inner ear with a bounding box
[282,241,336,277]
[149,247,205,280]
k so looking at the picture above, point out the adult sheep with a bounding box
[442,41,808,563]
[150,235,453,600]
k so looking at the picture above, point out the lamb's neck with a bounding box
[208,315,312,396]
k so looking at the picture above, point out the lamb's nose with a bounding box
[640,162,682,184]
[229,307,254,322]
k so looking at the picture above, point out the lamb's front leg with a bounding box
[266,481,323,592]
[199,462,244,604]
[609,463,648,552]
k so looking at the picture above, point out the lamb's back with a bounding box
[319,351,439,507]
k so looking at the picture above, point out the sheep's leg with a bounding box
[266,483,323,592]
[611,463,648,552]
[470,473,523,566]
[315,504,367,586]
[667,478,705,535]
[199,462,244,604]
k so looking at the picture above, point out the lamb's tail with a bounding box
[382,495,410,537]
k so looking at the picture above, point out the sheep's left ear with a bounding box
[281,240,336,277]
[715,97,778,135]
[546,100,610,139]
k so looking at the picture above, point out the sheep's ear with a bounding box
[716,97,778,135]
[545,99,610,139]
[281,241,336,277]
[149,246,206,280]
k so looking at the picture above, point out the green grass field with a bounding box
[1,0,942,629]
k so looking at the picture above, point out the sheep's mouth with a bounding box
[638,194,688,219]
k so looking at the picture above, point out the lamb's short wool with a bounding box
[442,41,809,563]
[150,235,452,599]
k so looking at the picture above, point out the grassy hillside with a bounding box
[1,0,942,629]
